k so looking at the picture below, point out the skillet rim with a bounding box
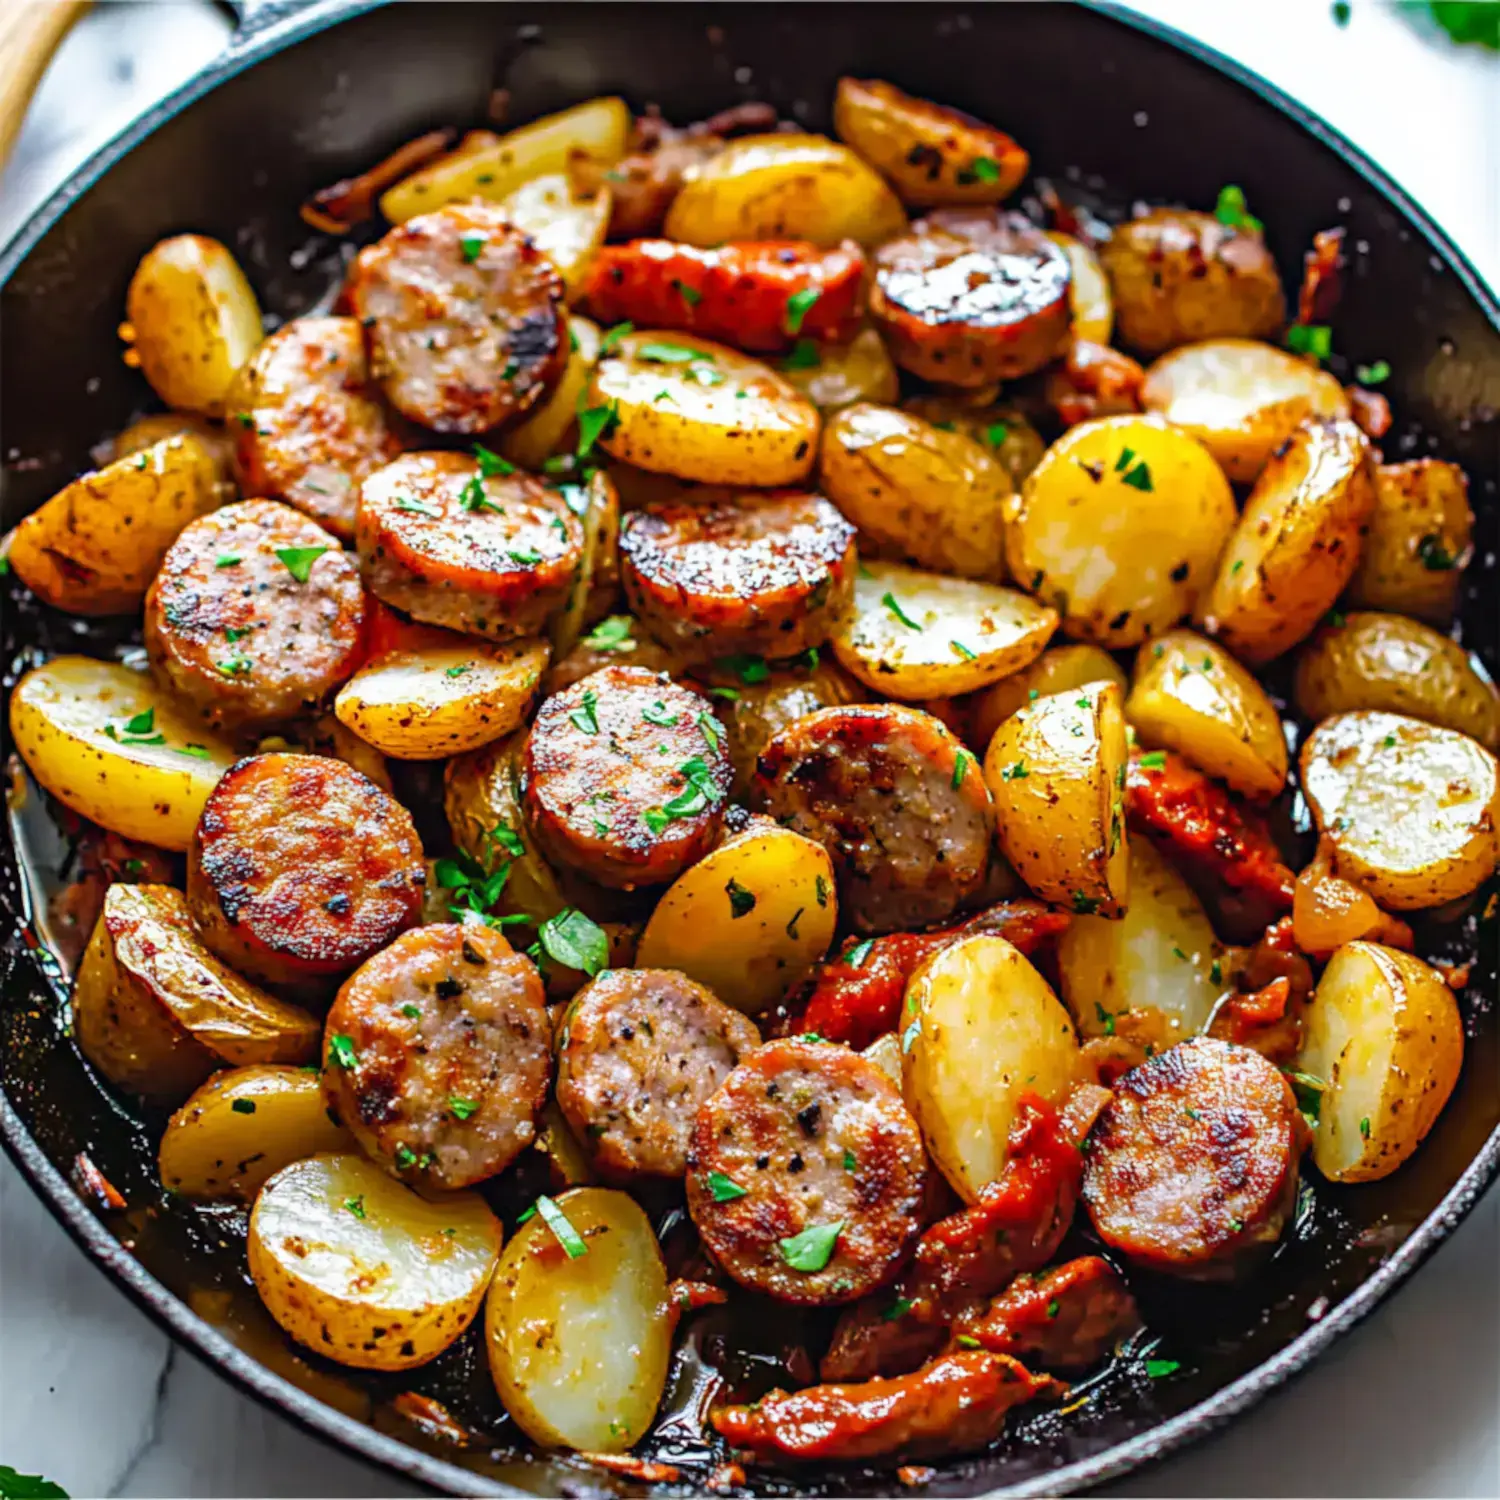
[1,2,1497,1495]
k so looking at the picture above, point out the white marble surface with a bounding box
[1,3,1497,1497]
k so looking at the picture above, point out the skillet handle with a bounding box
[0,0,89,172]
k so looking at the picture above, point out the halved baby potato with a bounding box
[498,173,610,303]
[534,1098,595,1191]
[779,326,900,412]
[901,395,1048,488]
[968,643,1127,753]
[497,315,602,471]
[548,469,619,661]
[1046,231,1113,344]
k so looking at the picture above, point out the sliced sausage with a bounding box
[871,209,1071,387]
[188,752,425,995]
[754,704,995,934]
[555,967,762,1179]
[1082,1037,1308,1280]
[620,489,856,665]
[228,316,404,540]
[356,452,583,639]
[321,922,551,1189]
[144,499,366,734]
[686,1038,928,1306]
[522,665,731,889]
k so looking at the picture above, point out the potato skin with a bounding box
[781,326,900,412]
[968,644,1126,752]
[901,395,1047,486]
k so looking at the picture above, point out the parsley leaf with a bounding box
[569,689,600,735]
[951,749,972,790]
[726,878,757,918]
[473,443,513,477]
[785,287,820,335]
[275,546,329,583]
[707,1170,748,1202]
[535,1194,588,1257]
[328,1034,358,1070]
[575,400,620,460]
[779,1220,843,1272]
[599,321,634,355]
[1287,323,1333,361]
[537,908,609,977]
[459,230,486,263]
[1213,183,1263,234]
[783,338,821,370]
[1354,358,1390,386]
[881,591,922,630]
[584,615,635,651]
[449,1096,479,1120]
[718,653,769,684]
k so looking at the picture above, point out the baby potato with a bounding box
[968,643,1127,752]
[124,234,263,416]
[8,435,226,615]
[9,657,237,851]
[1345,460,1474,625]
[535,1099,595,1191]
[635,823,836,1014]
[485,1187,672,1452]
[250,1152,501,1371]
[1006,414,1236,649]
[1142,337,1350,484]
[902,395,1048,486]
[588,331,820,487]
[1294,612,1498,750]
[983,680,1129,917]
[1298,941,1463,1183]
[111,411,236,482]
[497,315,601,471]
[548,468,620,660]
[1046,231,1113,344]
[863,1031,903,1089]
[1127,628,1289,798]
[664,133,907,249]
[498,174,610,303]
[830,558,1058,700]
[1196,417,1377,665]
[159,1064,353,1200]
[1300,710,1500,910]
[901,934,1079,1203]
[779,327,900,412]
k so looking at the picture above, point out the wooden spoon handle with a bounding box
[0,0,91,173]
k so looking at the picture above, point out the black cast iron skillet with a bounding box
[2,3,1497,1495]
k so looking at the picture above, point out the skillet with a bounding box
[1,2,1497,1494]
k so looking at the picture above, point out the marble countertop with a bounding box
[1,2,1496,1496]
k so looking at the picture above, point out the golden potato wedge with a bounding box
[863,1031,903,1089]
[250,1152,501,1371]
[1046,231,1113,344]
[968,643,1127,751]
[983,680,1129,917]
[1294,612,1498,750]
[159,1064,353,1200]
[8,436,226,615]
[1300,711,1500,910]
[1298,941,1463,1183]
[1141,337,1351,484]
[588,331,821,487]
[9,657,237,850]
[830,559,1057,700]
[497,173,610,303]
[902,395,1048,487]
[548,468,619,661]
[497,315,602,471]
[485,1187,671,1452]
[110,411,236,482]
[818,402,1013,581]
[779,326,900,412]
[124,234,263,417]
[901,934,1079,1202]
[664,133,907,248]
[1127,628,1289,798]
[1006,414,1236,649]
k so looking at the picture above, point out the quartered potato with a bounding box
[9,657,237,851]
[250,1152,501,1371]
[1197,417,1376,665]
[902,394,1048,487]
[1300,710,1500,910]
[901,934,1080,1202]
[8,435,226,615]
[498,173,611,303]
[1046,231,1113,344]
[968,643,1127,752]
[124,234,263,417]
[485,1187,672,1452]
[548,469,620,661]
[983,680,1129,917]
[588,331,821,487]
[830,558,1057,700]
[1006,414,1236,650]
[1128,628,1289,798]
[159,1064,353,1200]
[635,823,836,1014]
[779,326,901,412]
[1298,941,1463,1183]
[497,315,602,471]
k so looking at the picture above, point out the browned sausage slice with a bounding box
[686,1038,928,1306]
[555,967,762,1179]
[357,452,583,639]
[619,489,856,666]
[322,922,551,1189]
[1082,1037,1308,1279]
[188,752,425,996]
[348,204,567,433]
[754,704,995,934]
[522,665,731,889]
[144,499,366,734]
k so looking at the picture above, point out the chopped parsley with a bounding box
[537,908,610,977]
[506,547,543,566]
[951,749,972,789]
[458,474,502,513]
[394,495,440,517]
[1119,459,1154,491]
[950,639,977,661]
[637,340,711,364]
[215,553,241,568]
[215,653,253,678]
[328,1034,358,1070]
[449,1096,479,1120]
[599,321,634,355]
[1360,1116,1372,1139]
[569,688,600,735]
[1138,750,1167,769]
[1355,359,1390,386]
[882,1297,914,1322]
[881,591,922,630]
[1072,891,1101,914]
[785,287,821,335]
[843,1148,856,1171]
[696,711,722,753]
[707,1170,748,1202]
[230,1098,257,1115]
[844,938,875,968]
[726,878,757,918]
[1213,183,1262,234]
[1287,323,1333,361]
[473,443,513,477]
[672,278,703,307]
[584,615,635,651]
[1145,1358,1181,1379]
[783,338,821,370]
[535,1194,588,1257]
[1416,534,1458,570]
[274,546,329,583]
[344,1195,367,1219]
[779,1220,843,1272]
[458,230,486,263]
[1000,760,1029,781]
[402,1003,421,1019]
[1095,1003,1116,1037]
[445,663,471,679]
[718,653,769,684]
[642,701,679,727]
[575,399,620,460]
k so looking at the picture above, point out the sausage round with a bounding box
[347,204,567,433]
[228,316,404,541]
[1082,1036,1308,1279]
[321,922,551,1189]
[144,499,366,734]
[188,752,426,995]
[356,452,583,639]
[686,1038,928,1305]
[754,704,995,933]
[522,665,732,889]
[555,967,762,1179]
[619,488,857,666]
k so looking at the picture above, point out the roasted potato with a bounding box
[1006,414,1236,649]
[549,468,620,660]
[1300,710,1500,910]
[498,173,611,304]
[863,1030,903,1089]
[901,395,1047,487]
[1046,231,1113,344]
[983,680,1129,917]
[497,315,602,471]
[111,411,236,482]
[1298,942,1463,1183]
[542,614,685,696]
[250,1152,501,1371]
[779,327,901,412]
[968,643,1127,751]
[534,1098,595,1191]
[1196,417,1377,665]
